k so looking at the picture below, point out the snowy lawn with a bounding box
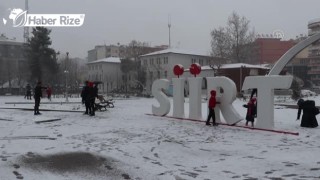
[0,96,319,180]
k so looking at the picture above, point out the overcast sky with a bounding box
[1,0,320,59]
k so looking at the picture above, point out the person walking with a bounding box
[46,86,52,101]
[206,90,218,126]
[296,98,304,121]
[243,97,257,127]
[81,81,90,115]
[34,81,46,115]
[25,84,32,100]
[87,82,96,116]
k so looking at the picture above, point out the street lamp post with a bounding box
[64,70,69,102]
[239,65,246,93]
[64,52,69,102]
[240,65,244,93]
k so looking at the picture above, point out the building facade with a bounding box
[87,44,168,62]
[284,47,311,87]
[216,63,270,92]
[254,38,295,64]
[140,48,220,93]
[88,45,122,62]
[307,18,320,86]
[87,57,123,94]
[0,34,28,94]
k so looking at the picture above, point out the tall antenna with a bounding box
[168,15,171,48]
[23,0,29,43]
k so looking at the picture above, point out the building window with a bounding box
[199,59,203,65]
[250,69,258,75]
[157,71,160,78]
[164,57,168,64]
[191,58,196,64]
[164,71,167,78]
[150,71,153,80]
[202,78,207,89]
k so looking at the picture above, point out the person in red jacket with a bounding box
[206,90,218,126]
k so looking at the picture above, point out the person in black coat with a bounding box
[81,81,90,115]
[85,81,95,116]
[296,99,304,120]
[88,82,99,116]
[34,81,46,115]
[297,99,319,128]
[25,84,32,100]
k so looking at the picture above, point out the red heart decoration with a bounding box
[173,64,184,77]
[190,63,201,77]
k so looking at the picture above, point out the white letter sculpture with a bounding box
[206,77,243,125]
[172,78,185,118]
[152,79,171,116]
[188,77,203,120]
[242,76,293,129]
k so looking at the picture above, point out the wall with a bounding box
[87,62,122,94]
[141,53,212,93]
[255,38,295,64]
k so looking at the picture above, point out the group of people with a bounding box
[31,80,98,116]
[81,81,99,116]
[206,89,258,127]
[25,83,52,101]
[205,88,319,128]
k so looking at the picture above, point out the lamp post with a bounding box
[240,65,243,93]
[64,52,69,102]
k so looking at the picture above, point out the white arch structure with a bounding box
[269,33,320,75]
[241,33,320,129]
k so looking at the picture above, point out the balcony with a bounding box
[308,19,320,28]
[311,77,320,81]
[308,29,320,36]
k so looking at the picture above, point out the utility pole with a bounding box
[168,15,171,48]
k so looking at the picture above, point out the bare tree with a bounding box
[211,11,255,63]
[210,27,231,59]
[227,11,255,63]
[123,40,150,60]
[121,40,152,92]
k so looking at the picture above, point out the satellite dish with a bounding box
[272,29,285,39]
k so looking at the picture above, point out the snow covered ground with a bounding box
[0,95,320,180]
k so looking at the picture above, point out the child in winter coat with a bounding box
[206,90,217,126]
[243,97,257,127]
